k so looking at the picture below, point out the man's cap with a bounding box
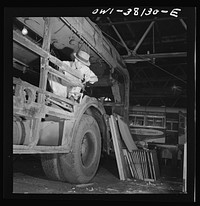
[74,50,90,66]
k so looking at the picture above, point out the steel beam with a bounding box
[123,52,187,63]
[128,62,187,69]
[146,98,152,106]
[132,75,186,84]
[107,17,131,55]
[171,96,181,107]
[133,21,155,53]
[130,94,186,98]
[98,17,187,26]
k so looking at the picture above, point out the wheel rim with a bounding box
[81,131,95,168]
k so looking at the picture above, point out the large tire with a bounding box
[41,114,101,183]
[41,154,64,181]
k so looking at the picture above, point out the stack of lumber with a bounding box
[109,115,127,180]
[123,149,160,181]
[109,114,160,181]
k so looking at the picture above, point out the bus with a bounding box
[129,106,187,146]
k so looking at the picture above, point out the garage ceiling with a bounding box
[89,14,188,108]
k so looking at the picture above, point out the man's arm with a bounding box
[84,70,98,84]
[88,75,98,84]
[60,61,71,74]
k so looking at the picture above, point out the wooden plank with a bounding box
[124,149,158,181]
[136,151,144,180]
[123,152,132,178]
[150,151,156,180]
[124,149,137,179]
[30,18,52,147]
[13,77,75,106]
[183,142,187,192]
[122,148,162,181]
[133,151,140,179]
[146,150,153,179]
[143,151,149,179]
[131,151,143,180]
[135,152,142,179]
[127,151,138,179]
[117,115,138,152]
[47,65,83,87]
[140,150,145,179]
[151,150,160,180]
[141,151,146,179]
[140,151,145,179]
[109,115,127,180]
[123,149,135,178]
[123,149,159,181]
[45,105,74,119]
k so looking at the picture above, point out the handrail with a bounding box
[13,77,75,106]
[13,30,82,80]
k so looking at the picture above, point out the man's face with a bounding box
[75,59,84,70]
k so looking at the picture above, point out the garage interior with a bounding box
[90,13,191,195]
[9,8,196,196]
[91,14,187,167]
[90,15,187,108]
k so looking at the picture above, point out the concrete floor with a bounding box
[12,154,183,195]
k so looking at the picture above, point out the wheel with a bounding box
[41,114,101,183]
[40,154,63,181]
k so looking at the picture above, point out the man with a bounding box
[49,50,98,101]
[61,50,98,100]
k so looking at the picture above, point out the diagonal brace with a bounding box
[107,17,131,56]
[133,21,155,53]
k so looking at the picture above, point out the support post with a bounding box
[30,17,53,146]
[183,116,187,193]
[183,142,187,193]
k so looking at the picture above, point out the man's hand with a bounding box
[89,76,98,84]
[81,79,86,84]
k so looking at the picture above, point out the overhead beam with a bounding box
[128,34,186,46]
[98,17,187,26]
[132,75,186,84]
[130,94,186,98]
[123,52,187,63]
[128,62,187,69]
[130,87,186,98]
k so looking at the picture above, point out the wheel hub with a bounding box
[81,132,95,167]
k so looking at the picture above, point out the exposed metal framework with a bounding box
[98,17,187,26]
[93,15,187,108]
[123,52,187,63]
[132,21,155,54]
[107,17,131,55]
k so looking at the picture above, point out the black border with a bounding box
[3,7,197,202]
